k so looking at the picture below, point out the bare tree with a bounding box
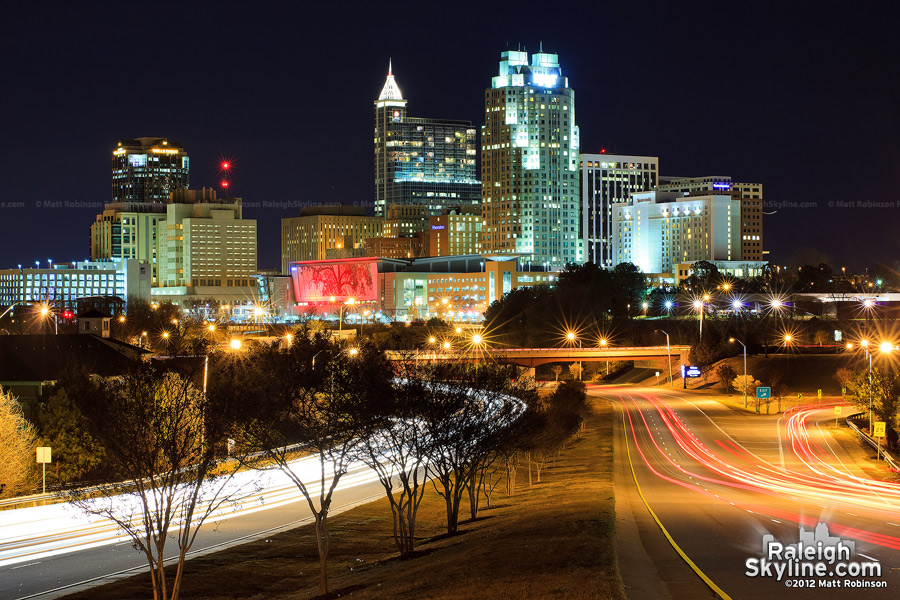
[0,389,38,498]
[65,363,249,600]
[715,363,737,394]
[568,362,583,381]
[359,360,432,556]
[834,367,853,395]
[417,362,525,534]
[232,335,392,596]
[550,364,563,382]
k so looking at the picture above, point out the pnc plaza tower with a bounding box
[480,49,582,268]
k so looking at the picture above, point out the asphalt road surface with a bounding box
[0,457,385,600]
[605,385,899,600]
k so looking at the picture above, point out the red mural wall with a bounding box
[291,260,378,302]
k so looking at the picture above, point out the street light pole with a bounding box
[654,329,673,387]
[730,338,747,409]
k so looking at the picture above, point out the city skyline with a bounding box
[1,3,897,272]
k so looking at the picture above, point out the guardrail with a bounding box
[845,412,900,473]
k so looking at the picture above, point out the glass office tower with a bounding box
[374,63,480,217]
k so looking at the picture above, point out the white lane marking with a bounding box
[10,561,41,570]
[858,553,879,562]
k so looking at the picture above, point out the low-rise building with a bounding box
[0,259,151,312]
[287,254,553,322]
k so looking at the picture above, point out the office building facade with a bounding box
[658,176,763,261]
[481,50,582,268]
[427,207,482,257]
[281,205,383,272]
[156,198,257,290]
[374,64,480,217]
[580,154,658,267]
[0,259,151,310]
[112,137,189,203]
[612,191,740,276]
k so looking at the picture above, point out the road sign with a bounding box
[756,386,771,399]
[834,405,842,415]
[36,447,51,463]
[874,421,887,438]
[681,365,702,378]
[817,389,822,399]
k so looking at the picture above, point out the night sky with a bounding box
[2,2,898,273]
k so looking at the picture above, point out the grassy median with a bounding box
[62,399,623,600]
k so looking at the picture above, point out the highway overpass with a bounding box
[387,345,691,369]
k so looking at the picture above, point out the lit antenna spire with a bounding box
[377,59,403,101]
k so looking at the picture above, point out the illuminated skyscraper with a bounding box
[112,137,189,203]
[481,49,581,268]
[374,63,479,217]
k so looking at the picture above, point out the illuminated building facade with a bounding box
[613,191,740,276]
[580,154,658,267]
[481,49,582,268]
[112,138,189,203]
[374,63,480,217]
[0,259,151,311]
[427,207,482,257]
[657,176,764,261]
[156,197,256,290]
[281,205,383,272]
[288,255,553,322]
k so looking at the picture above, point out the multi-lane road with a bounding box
[0,457,385,600]
[605,386,900,599]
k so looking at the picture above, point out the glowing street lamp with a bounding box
[40,305,58,334]
[729,338,748,409]
[230,338,242,350]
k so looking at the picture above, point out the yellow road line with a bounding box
[620,406,733,600]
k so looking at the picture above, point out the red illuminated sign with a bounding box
[291,259,378,302]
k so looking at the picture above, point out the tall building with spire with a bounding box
[373,62,480,217]
[481,49,582,268]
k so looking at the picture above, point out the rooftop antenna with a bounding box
[388,58,392,76]
[540,41,543,52]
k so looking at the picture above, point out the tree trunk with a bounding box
[526,451,533,488]
[314,512,329,595]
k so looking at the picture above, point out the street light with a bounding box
[654,329,674,387]
[40,305,58,334]
[230,338,242,350]
[599,338,609,377]
[729,338,748,409]
[566,332,583,381]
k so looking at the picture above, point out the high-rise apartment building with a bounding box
[374,64,480,217]
[658,176,763,261]
[481,50,581,268]
[580,154,658,267]
[112,138,189,203]
[612,191,740,275]
[281,205,383,272]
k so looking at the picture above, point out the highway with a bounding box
[607,386,900,599]
[0,457,385,600]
